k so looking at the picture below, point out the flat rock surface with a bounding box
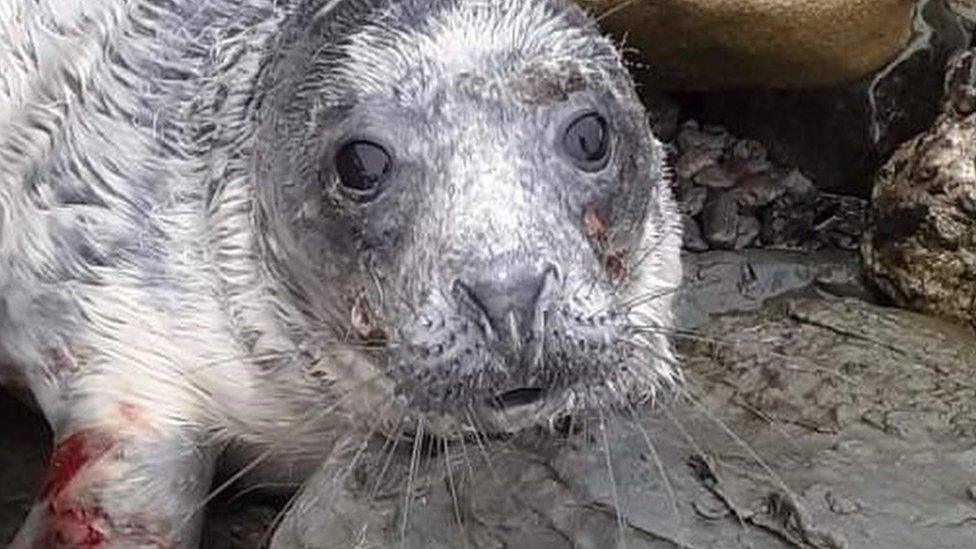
[271,296,976,548]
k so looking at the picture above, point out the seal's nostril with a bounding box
[487,387,546,409]
[455,263,551,344]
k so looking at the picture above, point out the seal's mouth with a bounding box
[487,387,547,409]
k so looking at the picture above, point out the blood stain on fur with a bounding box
[41,429,116,500]
[37,429,117,547]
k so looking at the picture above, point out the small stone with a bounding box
[726,157,774,180]
[779,169,817,199]
[675,147,722,180]
[676,122,728,153]
[735,173,786,209]
[732,138,768,162]
[693,493,731,520]
[694,165,737,189]
[701,192,740,249]
[678,184,708,216]
[735,215,761,249]
[681,215,710,251]
[967,485,976,501]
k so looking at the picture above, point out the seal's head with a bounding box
[253,0,682,432]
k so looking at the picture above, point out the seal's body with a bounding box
[0,0,682,546]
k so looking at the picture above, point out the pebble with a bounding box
[694,164,738,189]
[675,147,722,180]
[678,184,708,216]
[682,215,710,251]
[702,192,740,249]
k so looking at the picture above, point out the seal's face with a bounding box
[255,0,681,432]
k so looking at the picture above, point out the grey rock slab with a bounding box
[271,297,976,549]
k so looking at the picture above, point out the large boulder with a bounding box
[673,0,972,196]
[581,0,914,90]
[862,48,976,330]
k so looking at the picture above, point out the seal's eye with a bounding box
[562,112,610,171]
[334,140,391,199]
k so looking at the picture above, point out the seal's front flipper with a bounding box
[10,400,215,548]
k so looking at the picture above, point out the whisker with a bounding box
[185,369,391,526]
[598,409,628,549]
[399,417,426,549]
[624,406,686,549]
[676,388,800,504]
[442,438,468,545]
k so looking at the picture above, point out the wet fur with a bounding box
[0,0,681,545]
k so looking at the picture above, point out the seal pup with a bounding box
[0,0,682,545]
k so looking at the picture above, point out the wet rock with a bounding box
[950,0,976,20]
[681,215,710,252]
[271,296,976,549]
[675,120,729,153]
[581,0,914,90]
[814,193,867,251]
[701,192,740,249]
[675,249,865,328]
[677,184,708,217]
[693,164,737,189]
[735,215,761,250]
[674,147,721,181]
[677,0,973,197]
[734,172,787,210]
[863,48,976,329]
[760,170,819,249]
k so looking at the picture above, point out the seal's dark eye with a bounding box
[334,140,391,197]
[562,112,610,171]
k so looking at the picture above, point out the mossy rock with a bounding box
[582,0,915,90]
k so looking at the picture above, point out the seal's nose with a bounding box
[454,263,556,352]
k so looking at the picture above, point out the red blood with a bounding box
[40,501,110,548]
[40,429,116,501]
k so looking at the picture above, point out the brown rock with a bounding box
[581,0,914,90]
[862,48,976,329]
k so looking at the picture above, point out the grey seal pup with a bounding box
[0,0,682,546]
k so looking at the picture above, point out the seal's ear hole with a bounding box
[562,112,611,172]
[333,140,391,200]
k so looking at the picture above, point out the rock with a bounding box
[701,191,740,249]
[581,0,914,90]
[677,184,708,217]
[735,214,761,249]
[681,215,710,251]
[694,164,737,189]
[676,0,972,197]
[863,48,976,329]
[270,296,976,549]
[674,147,721,181]
[675,249,865,327]
[814,193,867,251]
[735,172,786,209]
[760,170,819,249]
[950,0,976,19]
[675,120,729,153]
